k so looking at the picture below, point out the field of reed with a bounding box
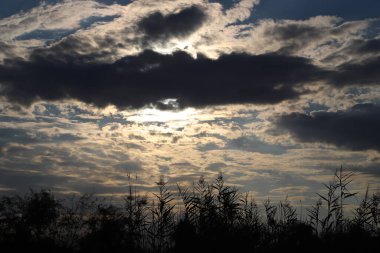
[0,167,379,253]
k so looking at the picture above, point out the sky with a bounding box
[0,0,380,206]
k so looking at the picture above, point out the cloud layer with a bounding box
[0,0,379,201]
[0,1,379,109]
[0,49,329,108]
[277,103,380,151]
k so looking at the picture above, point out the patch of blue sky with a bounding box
[2,1,379,22]
[0,0,60,19]
[210,0,237,9]
[15,15,120,41]
[252,0,380,21]
[33,104,62,117]
[97,115,130,129]
[97,0,131,5]
[304,102,329,114]
[0,1,130,20]
[79,15,121,29]
[15,29,76,41]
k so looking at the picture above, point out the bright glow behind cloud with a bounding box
[0,0,379,204]
[126,107,198,123]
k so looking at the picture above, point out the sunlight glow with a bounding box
[126,107,198,123]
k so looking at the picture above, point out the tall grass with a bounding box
[0,167,379,253]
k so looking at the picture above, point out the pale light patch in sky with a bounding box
[0,98,378,206]
[125,107,198,124]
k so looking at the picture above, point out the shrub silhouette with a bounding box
[0,167,379,253]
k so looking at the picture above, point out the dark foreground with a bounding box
[1,168,379,253]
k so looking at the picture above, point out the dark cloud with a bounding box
[205,162,227,172]
[98,0,131,5]
[348,38,380,55]
[320,38,380,86]
[137,6,207,43]
[263,23,323,54]
[226,136,288,155]
[277,103,380,151]
[0,128,36,149]
[0,168,71,193]
[269,23,322,41]
[128,134,146,141]
[265,23,322,47]
[197,142,221,152]
[196,135,289,155]
[170,162,200,171]
[125,143,146,151]
[332,56,380,86]
[265,20,369,55]
[114,161,143,173]
[351,163,380,177]
[159,165,170,174]
[0,48,327,108]
[0,42,18,61]
[0,127,83,151]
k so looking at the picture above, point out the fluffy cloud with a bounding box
[0,0,123,42]
[247,17,373,62]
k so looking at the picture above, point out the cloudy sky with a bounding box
[0,0,380,204]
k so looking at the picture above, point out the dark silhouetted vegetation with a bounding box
[0,167,379,253]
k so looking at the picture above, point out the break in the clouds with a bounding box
[277,103,380,151]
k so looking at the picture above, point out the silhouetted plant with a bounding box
[148,177,175,253]
[240,192,261,230]
[334,166,357,232]
[194,175,217,230]
[57,193,97,249]
[353,186,380,236]
[279,196,297,228]
[83,203,126,252]
[125,178,148,251]
[317,176,339,234]
[0,189,62,252]
[353,186,372,231]
[0,166,379,253]
[177,184,198,225]
[307,198,322,235]
[370,191,380,234]
[16,190,59,235]
[213,173,240,227]
[315,167,358,234]
[264,198,278,235]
